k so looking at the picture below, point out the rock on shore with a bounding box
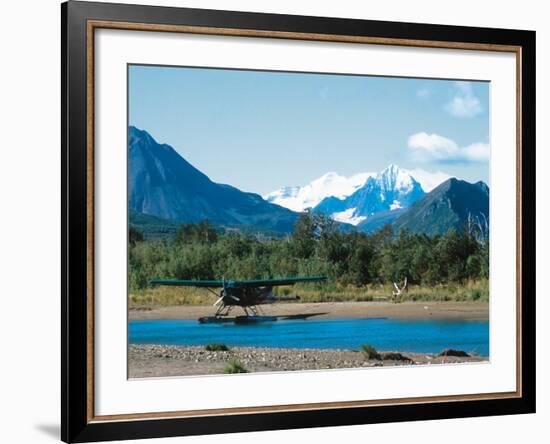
[128,344,487,378]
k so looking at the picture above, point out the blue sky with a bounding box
[129,64,489,194]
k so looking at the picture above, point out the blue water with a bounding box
[129,318,489,356]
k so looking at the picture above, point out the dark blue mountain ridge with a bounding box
[390,178,489,236]
[128,126,298,232]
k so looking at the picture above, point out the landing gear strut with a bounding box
[214,303,233,317]
[242,305,260,316]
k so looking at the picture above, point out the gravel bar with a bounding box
[129,344,487,378]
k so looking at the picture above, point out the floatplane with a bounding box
[150,276,326,324]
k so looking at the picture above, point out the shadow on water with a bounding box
[279,312,328,320]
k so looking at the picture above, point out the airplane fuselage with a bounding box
[221,284,273,306]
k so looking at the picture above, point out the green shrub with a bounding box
[361,344,381,360]
[129,218,491,302]
[205,343,229,352]
[470,289,482,301]
[379,352,412,362]
[224,359,248,374]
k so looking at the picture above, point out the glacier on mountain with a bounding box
[314,164,425,225]
[263,171,372,212]
[264,164,434,226]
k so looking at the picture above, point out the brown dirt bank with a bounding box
[129,301,488,322]
[129,344,488,378]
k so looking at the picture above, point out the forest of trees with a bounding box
[128,213,489,294]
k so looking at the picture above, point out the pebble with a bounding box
[128,344,485,376]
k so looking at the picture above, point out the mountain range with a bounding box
[128,126,297,232]
[128,127,489,237]
[263,171,372,212]
[389,178,489,236]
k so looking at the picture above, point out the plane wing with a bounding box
[149,279,225,287]
[150,276,327,287]
[233,276,327,287]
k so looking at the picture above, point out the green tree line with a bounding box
[128,213,488,292]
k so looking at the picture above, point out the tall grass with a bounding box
[129,286,217,307]
[274,279,488,303]
[205,343,229,352]
[128,279,488,307]
[361,344,381,360]
[224,359,248,374]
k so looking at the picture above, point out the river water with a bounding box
[129,317,489,356]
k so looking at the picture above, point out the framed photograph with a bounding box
[62,1,535,442]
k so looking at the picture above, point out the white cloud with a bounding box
[405,168,452,192]
[408,133,458,159]
[407,132,489,164]
[445,81,483,118]
[460,142,491,162]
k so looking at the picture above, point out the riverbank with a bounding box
[128,344,487,378]
[129,300,489,321]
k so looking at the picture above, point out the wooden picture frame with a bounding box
[62,1,536,442]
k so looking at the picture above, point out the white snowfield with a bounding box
[331,208,367,225]
[263,171,372,212]
[263,164,451,226]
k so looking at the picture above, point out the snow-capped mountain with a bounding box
[263,171,372,212]
[315,165,425,225]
